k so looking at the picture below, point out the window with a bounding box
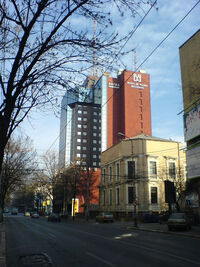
[83,111,87,115]
[140,99,143,105]
[83,147,86,151]
[140,92,142,98]
[127,161,135,179]
[103,190,106,205]
[109,166,112,181]
[116,188,120,205]
[169,162,176,178]
[83,118,87,122]
[109,189,112,205]
[78,110,82,114]
[83,125,87,129]
[93,119,97,123]
[78,117,82,121]
[76,154,81,158]
[93,147,97,151]
[82,154,86,158]
[128,186,136,204]
[77,139,81,142]
[93,140,97,144]
[77,131,81,135]
[103,169,106,183]
[83,139,87,143]
[141,122,143,128]
[140,107,143,112]
[93,126,97,129]
[140,114,143,120]
[93,133,97,137]
[93,155,97,158]
[116,163,120,180]
[78,124,81,128]
[83,132,87,136]
[94,112,97,116]
[93,162,97,166]
[77,146,81,150]
[150,161,157,176]
[151,187,158,204]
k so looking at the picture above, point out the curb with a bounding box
[125,226,200,239]
[0,223,6,267]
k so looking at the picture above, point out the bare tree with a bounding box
[0,0,155,170]
[33,150,58,204]
[0,135,36,220]
[0,0,155,220]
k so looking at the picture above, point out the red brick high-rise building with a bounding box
[99,69,152,151]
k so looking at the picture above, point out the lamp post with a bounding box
[118,132,138,227]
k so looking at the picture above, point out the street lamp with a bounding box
[118,132,138,227]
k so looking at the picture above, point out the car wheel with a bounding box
[168,226,172,231]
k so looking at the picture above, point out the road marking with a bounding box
[48,233,56,239]
[114,232,138,239]
[86,252,115,266]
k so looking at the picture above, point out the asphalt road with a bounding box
[5,214,200,267]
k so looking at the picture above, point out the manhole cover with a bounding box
[19,253,52,266]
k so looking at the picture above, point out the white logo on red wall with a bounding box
[133,74,141,82]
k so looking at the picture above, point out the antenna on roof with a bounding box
[92,19,98,77]
[134,50,137,72]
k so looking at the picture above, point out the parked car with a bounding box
[11,208,18,215]
[142,213,159,223]
[31,213,39,219]
[96,212,114,223]
[48,213,61,222]
[168,213,192,231]
[158,213,169,224]
[24,211,31,217]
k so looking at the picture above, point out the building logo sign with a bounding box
[108,82,120,89]
[133,74,142,82]
[184,103,200,141]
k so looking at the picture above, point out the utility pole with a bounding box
[73,166,77,221]
[85,166,90,221]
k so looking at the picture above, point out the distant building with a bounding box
[59,69,152,168]
[100,135,186,217]
[59,76,101,169]
[97,70,152,151]
[179,29,200,219]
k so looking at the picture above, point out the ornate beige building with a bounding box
[100,134,186,217]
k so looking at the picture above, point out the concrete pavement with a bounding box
[68,216,200,239]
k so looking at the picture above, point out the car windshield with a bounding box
[170,213,185,219]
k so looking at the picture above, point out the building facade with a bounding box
[59,76,101,169]
[97,70,152,152]
[100,135,186,217]
[179,29,200,218]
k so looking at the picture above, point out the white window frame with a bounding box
[148,158,158,179]
[125,158,137,180]
[116,187,120,205]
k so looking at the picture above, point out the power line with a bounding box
[46,2,157,153]
[47,0,200,159]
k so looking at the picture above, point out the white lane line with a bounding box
[48,233,56,238]
[86,252,115,267]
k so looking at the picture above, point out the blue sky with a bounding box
[19,0,200,159]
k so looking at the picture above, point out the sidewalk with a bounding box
[122,221,200,239]
[63,216,200,239]
[0,222,6,267]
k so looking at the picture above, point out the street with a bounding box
[6,214,200,267]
